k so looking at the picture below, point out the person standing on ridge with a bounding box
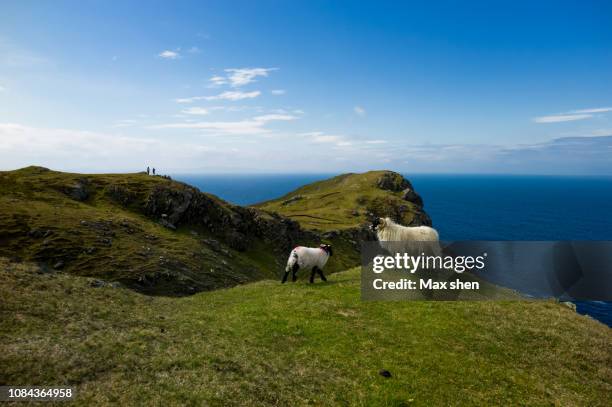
[152,168,156,175]
[147,166,150,175]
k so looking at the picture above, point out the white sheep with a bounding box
[371,217,441,255]
[282,244,333,284]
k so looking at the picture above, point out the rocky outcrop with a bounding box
[376,172,411,192]
[63,179,90,201]
[375,172,431,226]
[401,187,424,207]
[143,183,318,255]
[106,185,138,206]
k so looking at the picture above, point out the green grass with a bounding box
[2,258,610,406]
[0,167,316,295]
[0,167,394,295]
[255,171,422,232]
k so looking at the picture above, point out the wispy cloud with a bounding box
[589,129,612,137]
[181,107,210,115]
[0,85,5,92]
[299,131,387,149]
[533,114,593,123]
[150,113,298,135]
[253,114,298,122]
[569,107,612,114]
[271,89,285,95]
[111,119,138,128]
[187,46,201,54]
[0,122,226,172]
[312,135,343,143]
[151,120,268,135]
[158,50,180,59]
[300,132,348,146]
[0,39,47,67]
[208,68,276,87]
[206,91,261,101]
[175,91,261,103]
[533,106,612,123]
[354,106,366,116]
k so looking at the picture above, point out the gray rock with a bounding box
[90,279,107,288]
[401,188,424,207]
[28,228,45,238]
[64,179,90,201]
[281,195,304,206]
[160,218,177,230]
[376,172,411,192]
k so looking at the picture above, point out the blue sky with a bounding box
[1,0,611,174]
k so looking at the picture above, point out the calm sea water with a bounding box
[174,173,612,326]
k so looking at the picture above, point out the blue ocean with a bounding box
[173,173,612,327]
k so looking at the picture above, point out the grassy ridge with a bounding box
[255,171,427,231]
[1,258,610,406]
[0,167,389,295]
[0,166,263,293]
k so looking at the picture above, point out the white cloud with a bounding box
[209,76,227,87]
[0,85,5,92]
[206,91,261,101]
[533,106,612,123]
[533,114,593,123]
[151,113,298,135]
[354,106,366,116]
[150,120,268,135]
[253,114,298,122]
[365,140,387,144]
[271,89,286,95]
[0,122,222,172]
[311,135,343,143]
[175,96,205,103]
[182,107,210,115]
[569,107,612,114]
[174,91,261,103]
[111,119,138,128]
[209,68,276,87]
[588,129,612,137]
[187,46,201,54]
[158,50,180,59]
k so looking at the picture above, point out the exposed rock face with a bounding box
[106,185,137,206]
[144,183,318,255]
[409,211,432,227]
[401,187,424,207]
[376,172,411,192]
[377,172,430,226]
[63,179,90,201]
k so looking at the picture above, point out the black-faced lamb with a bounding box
[282,244,333,284]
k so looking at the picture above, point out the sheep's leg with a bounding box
[291,263,299,282]
[281,271,290,283]
[317,268,327,282]
[309,267,317,283]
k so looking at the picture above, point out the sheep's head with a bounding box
[320,244,333,256]
[370,217,387,232]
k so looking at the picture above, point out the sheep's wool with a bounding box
[286,246,330,272]
[376,217,441,255]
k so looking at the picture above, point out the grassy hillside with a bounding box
[1,258,610,406]
[0,167,368,295]
[255,170,431,232]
